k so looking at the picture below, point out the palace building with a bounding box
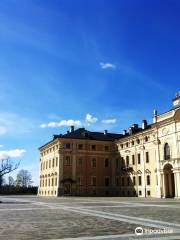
[38,93,180,198]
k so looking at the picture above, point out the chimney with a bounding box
[132,124,138,129]
[70,126,74,132]
[104,130,108,135]
[172,92,180,107]
[153,109,158,123]
[129,127,133,135]
[123,130,127,135]
[142,120,148,129]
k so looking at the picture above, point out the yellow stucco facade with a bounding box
[38,94,180,198]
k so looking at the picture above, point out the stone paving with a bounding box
[0,196,180,240]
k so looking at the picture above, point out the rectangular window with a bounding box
[133,176,136,185]
[52,158,55,168]
[91,158,96,167]
[147,190,151,196]
[49,159,51,168]
[56,157,58,166]
[105,158,110,167]
[64,156,71,166]
[146,152,149,163]
[51,178,54,186]
[138,176,142,186]
[138,154,141,164]
[126,156,129,166]
[65,143,71,149]
[91,145,96,150]
[127,176,130,186]
[104,146,109,151]
[77,176,82,185]
[147,175,150,185]
[77,158,83,166]
[55,177,57,186]
[92,177,96,186]
[105,177,110,186]
[132,155,135,165]
[78,144,83,150]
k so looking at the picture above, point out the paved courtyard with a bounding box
[0,196,180,240]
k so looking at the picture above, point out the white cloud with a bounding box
[0,149,26,159]
[40,119,82,128]
[0,112,34,136]
[102,119,117,124]
[85,113,98,124]
[100,62,116,69]
[0,145,3,148]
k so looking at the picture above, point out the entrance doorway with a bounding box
[64,183,71,195]
[163,164,175,198]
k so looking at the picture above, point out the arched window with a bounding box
[164,143,170,160]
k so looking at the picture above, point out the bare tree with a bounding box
[8,176,15,186]
[0,158,20,178]
[16,169,33,187]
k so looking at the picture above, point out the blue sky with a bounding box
[0,0,180,184]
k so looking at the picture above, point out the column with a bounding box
[141,150,146,197]
[174,171,180,198]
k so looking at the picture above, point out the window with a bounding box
[127,176,130,186]
[133,176,136,185]
[105,158,110,167]
[132,155,135,165]
[65,143,71,149]
[104,146,109,151]
[92,177,96,186]
[131,140,134,146]
[56,157,58,166]
[92,158,96,167]
[105,177,110,187]
[52,158,55,168]
[164,143,170,160]
[77,176,82,185]
[147,175,150,185]
[48,178,50,186]
[126,156,129,166]
[120,144,123,149]
[146,152,149,163]
[138,176,142,186]
[145,136,148,142]
[126,142,129,148]
[137,139,140,144]
[55,177,57,186]
[139,190,142,196]
[91,145,96,150]
[46,161,48,169]
[138,154,141,164]
[78,144,83,150]
[147,190,151,196]
[78,158,83,166]
[51,178,54,186]
[49,159,51,168]
[64,156,71,166]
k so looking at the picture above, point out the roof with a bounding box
[39,128,123,149]
[54,128,123,141]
